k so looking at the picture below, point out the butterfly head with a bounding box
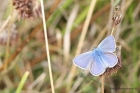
[92,47,96,50]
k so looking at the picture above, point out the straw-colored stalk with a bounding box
[101,76,104,93]
[111,27,115,35]
[67,0,97,91]
[40,0,55,93]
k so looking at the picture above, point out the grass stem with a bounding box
[40,0,55,93]
[15,71,29,93]
[101,76,104,93]
[111,27,115,35]
[67,0,97,91]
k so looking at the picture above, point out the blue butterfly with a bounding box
[73,35,118,76]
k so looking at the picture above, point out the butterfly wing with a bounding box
[89,53,106,76]
[73,51,93,69]
[97,35,116,52]
[99,52,118,68]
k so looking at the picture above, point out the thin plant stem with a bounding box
[15,71,29,93]
[111,27,115,35]
[103,20,115,93]
[101,76,104,93]
[0,16,11,32]
[4,29,11,69]
[40,0,55,93]
[71,4,111,39]
[105,16,115,93]
[67,0,97,91]
[4,0,14,69]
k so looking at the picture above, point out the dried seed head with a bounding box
[100,42,122,76]
[112,5,122,27]
[0,22,18,46]
[13,0,42,19]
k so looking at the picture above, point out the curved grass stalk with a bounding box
[15,71,29,93]
[67,0,97,91]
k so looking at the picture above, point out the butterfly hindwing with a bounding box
[90,53,106,76]
[99,52,118,68]
[73,51,93,69]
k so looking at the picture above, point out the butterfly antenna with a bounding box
[92,46,96,50]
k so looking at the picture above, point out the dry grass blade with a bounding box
[67,0,97,91]
[101,76,104,93]
[28,73,46,90]
[40,0,55,93]
[0,16,11,32]
[71,4,111,40]
[63,4,79,63]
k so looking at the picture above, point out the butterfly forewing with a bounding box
[97,35,116,52]
[73,51,93,69]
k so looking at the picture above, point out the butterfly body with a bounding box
[93,49,108,68]
[73,35,118,76]
[93,49,100,57]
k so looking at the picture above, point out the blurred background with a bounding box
[0,0,140,93]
